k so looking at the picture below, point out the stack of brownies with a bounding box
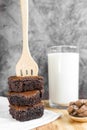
[8,76,44,121]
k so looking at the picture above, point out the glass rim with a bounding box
[49,45,78,49]
[48,45,79,53]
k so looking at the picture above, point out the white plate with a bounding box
[0,97,62,130]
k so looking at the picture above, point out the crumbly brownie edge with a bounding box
[8,91,41,106]
[8,76,44,92]
[8,76,44,82]
[9,103,44,121]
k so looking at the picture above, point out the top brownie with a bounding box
[8,76,44,92]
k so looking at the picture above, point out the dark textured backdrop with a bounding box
[0,0,87,99]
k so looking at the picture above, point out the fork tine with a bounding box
[26,70,28,75]
[31,69,33,75]
[20,70,23,76]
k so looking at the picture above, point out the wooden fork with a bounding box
[16,0,38,76]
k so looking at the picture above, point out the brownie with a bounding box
[67,99,87,117]
[8,76,44,92]
[8,90,44,106]
[9,102,44,121]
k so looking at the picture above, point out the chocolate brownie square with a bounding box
[8,76,44,92]
[9,102,44,121]
[8,90,44,106]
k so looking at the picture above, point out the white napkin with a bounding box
[0,97,62,130]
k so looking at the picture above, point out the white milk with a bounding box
[48,53,79,105]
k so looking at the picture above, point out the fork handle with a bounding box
[20,0,31,55]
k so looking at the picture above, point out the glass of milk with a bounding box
[48,45,79,108]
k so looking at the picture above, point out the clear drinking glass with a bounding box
[48,45,79,108]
